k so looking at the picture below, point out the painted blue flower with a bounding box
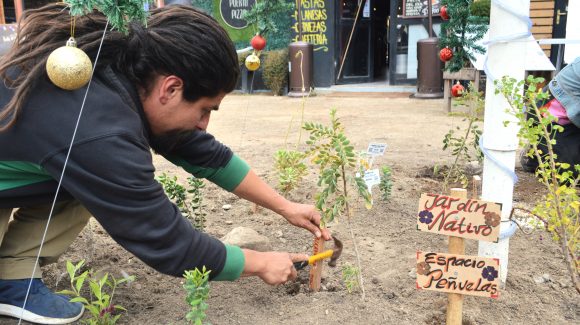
[418,210,433,224]
[482,266,499,281]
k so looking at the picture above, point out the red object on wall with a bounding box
[251,35,266,51]
[451,82,465,97]
[439,47,453,62]
[440,5,450,20]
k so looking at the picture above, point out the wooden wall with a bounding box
[530,0,555,56]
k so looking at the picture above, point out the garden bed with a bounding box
[7,93,578,324]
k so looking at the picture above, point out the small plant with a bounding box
[183,267,211,325]
[440,82,484,191]
[379,166,393,201]
[303,108,373,299]
[341,264,360,294]
[274,149,308,194]
[498,75,580,294]
[158,173,206,231]
[59,260,134,325]
[262,49,289,96]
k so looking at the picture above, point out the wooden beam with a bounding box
[15,0,23,22]
[0,0,5,24]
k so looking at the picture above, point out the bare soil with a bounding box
[5,93,579,324]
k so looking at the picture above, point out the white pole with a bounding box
[478,0,530,284]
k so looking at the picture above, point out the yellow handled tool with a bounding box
[293,236,343,270]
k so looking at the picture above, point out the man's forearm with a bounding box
[231,169,290,215]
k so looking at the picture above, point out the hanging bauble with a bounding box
[250,34,266,51]
[46,37,92,90]
[451,81,465,97]
[439,47,453,62]
[245,53,261,71]
[440,5,450,20]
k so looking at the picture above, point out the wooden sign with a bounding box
[416,193,502,242]
[366,142,387,156]
[416,252,500,299]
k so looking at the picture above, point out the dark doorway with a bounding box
[336,0,389,84]
[550,0,568,66]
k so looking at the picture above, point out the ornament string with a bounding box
[476,0,533,185]
[18,19,110,325]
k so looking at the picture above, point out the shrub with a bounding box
[470,0,490,21]
[262,49,289,96]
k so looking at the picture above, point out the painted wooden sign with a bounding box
[416,193,502,242]
[416,251,500,299]
[367,142,387,156]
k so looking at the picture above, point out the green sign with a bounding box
[213,0,256,43]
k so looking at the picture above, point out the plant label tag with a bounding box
[367,143,387,156]
[416,193,502,242]
[416,251,500,299]
[363,169,381,188]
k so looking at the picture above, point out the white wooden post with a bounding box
[477,0,530,283]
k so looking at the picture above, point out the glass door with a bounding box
[336,0,373,84]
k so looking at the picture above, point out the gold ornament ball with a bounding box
[46,38,92,90]
[245,54,261,71]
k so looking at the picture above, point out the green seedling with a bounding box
[379,166,393,201]
[59,260,134,325]
[341,264,360,294]
[441,81,483,191]
[303,108,373,299]
[274,149,308,194]
[158,173,206,231]
[183,267,211,325]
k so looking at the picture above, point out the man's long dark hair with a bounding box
[0,3,239,131]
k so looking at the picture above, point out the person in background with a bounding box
[520,56,580,174]
[0,4,328,324]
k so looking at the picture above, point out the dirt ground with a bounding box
[5,92,579,324]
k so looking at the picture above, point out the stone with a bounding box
[464,160,483,176]
[221,227,272,252]
[222,204,232,210]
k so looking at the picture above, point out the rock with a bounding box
[222,204,232,210]
[542,273,552,282]
[384,292,396,299]
[464,160,483,175]
[533,275,548,284]
[221,227,272,252]
[408,268,417,279]
[225,220,233,225]
[275,230,283,238]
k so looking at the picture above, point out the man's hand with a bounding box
[241,250,308,285]
[232,170,331,240]
[280,202,331,241]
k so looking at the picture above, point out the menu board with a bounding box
[403,0,441,18]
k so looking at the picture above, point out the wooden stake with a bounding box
[472,175,481,200]
[446,188,467,325]
[308,236,325,291]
